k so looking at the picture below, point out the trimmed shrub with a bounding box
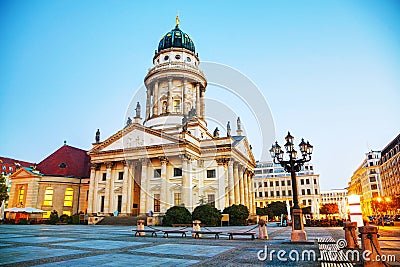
[72,214,80,224]
[223,204,249,226]
[59,214,72,224]
[48,210,59,225]
[163,206,192,226]
[18,218,28,225]
[192,205,222,226]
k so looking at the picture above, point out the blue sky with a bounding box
[1,1,399,190]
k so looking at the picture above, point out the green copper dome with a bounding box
[158,25,195,53]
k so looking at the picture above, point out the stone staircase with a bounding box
[96,216,145,226]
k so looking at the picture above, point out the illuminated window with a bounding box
[173,100,181,113]
[174,193,181,206]
[43,187,54,206]
[43,211,51,219]
[63,211,71,216]
[154,194,160,212]
[64,188,73,207]
[18,186,25,205]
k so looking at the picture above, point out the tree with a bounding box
[223,204,249,226]
[48,210,59,225]
[192,205,222,226]
[163,206,192,226]
[267,201,287,217]
[0,174,9,203]
[320,203,338,216]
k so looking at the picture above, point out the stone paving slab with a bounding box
[0,245,86,265]
[37,253,199,267]
[133,243,235,257]
[7,236,77,243]
[54,240,148,250]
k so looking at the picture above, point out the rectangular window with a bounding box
[174,168,182,177]
[264,191,268,197]
[154,194,160,212]
[258,192,262,197]
[282,191,286,197]
[154,169,161,178]
[306,179,310,184]
[102,173,107,181]
[63,188,73,207]
[314,178,317,184]
[301,179,304,185]
[100,196,105,212]
[270,191,274,197]
[63,211,71,216]
[276,191,280,197]
[281,180,285,186]
[18,186,25,205]
[307,189,311,195]
[275,181,279,186]
[117,195,122,212]
[270,181,273,187]
[173,100,181,113]
[254,192,257,198]
[118,172,124,180]
[288,190,292,196]
[287,180,291,186]
[308,199,312,205]
[208,194,215,207]
[264,182,268,187]
[302,200,306,206]
[207,169,216,178]
[371,184,378,190]
[43,187,54,206]
[174,193,182,206]
[315,189,318,195]
[302,189,305,195]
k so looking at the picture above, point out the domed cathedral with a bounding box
[87,17,256,218]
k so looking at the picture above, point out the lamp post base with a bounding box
[291,208,307,242]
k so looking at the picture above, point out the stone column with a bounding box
[87,164,96,214]
[127,162,134,215]
[153,82,159,115]
[145,163,152,214]
[146,88,151,119]
[93,169,100,213]
[181,155,192,210]
[167,78,173,113]
[239,166,245,205]
[251,173,256,214]
[109,167,115,213]
[200,87,205,119]
[121,161,128,214]
[104,162,113,214]
[248,172,254,214]
[160,157,168,212]
[216,160,226,210]
[228,160,234,206]
[197,160,204,199]
[182,79,186,116]
[139,159,149,215]
[196,83,200,116]
[233,162,240,204]
[187,159,193,209]
[243,169,249,208]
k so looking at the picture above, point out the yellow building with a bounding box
[8,144,90,218]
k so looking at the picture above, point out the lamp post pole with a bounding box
[270,131,313,242]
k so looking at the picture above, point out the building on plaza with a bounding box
[0,157,34,205]
[380,133,400,198]
[253,161,321,217]
[320,189,348,219]
[87,19,256,216]
[8,144,90,218]
[348,150,382,217]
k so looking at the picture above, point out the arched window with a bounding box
[18,186,25,205]
[64,188,73,207]
[43,187,53,206]
[173,100,181,113]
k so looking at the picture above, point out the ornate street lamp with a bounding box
[270,131,313,242]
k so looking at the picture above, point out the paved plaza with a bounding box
[0,223,398,266]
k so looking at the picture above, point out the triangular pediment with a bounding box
[10,167,42,179]
[91,124,180,153]
[233,137,256,166]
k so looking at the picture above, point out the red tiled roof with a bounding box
[0,157,35,174]
[37,145,90,178]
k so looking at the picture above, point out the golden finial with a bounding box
[176,15,180,27]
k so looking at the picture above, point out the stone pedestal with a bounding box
[291,208,307,242]
[343,221,358,249]
[358,225,386,267]
[192,220,201,238]
[137,220,145,236]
